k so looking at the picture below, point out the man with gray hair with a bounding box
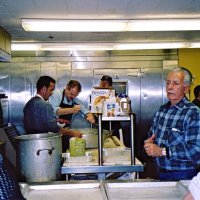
[144,67,200,181]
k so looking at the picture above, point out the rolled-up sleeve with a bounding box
[49,89,63,115]
[75,98,90,116]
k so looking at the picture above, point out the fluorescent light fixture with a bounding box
[22,18,200,32]
[22,19,129,32]
[129,19,200,31]
[189,42,200,48]
[12,41,199,51]
[12,43,114,51]
[41,43,114,50]
[11,43,40,51]
[114,42,189,50]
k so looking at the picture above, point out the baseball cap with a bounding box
[101,75,113,86]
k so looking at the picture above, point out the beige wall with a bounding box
[178,49,200,100]
[0,26,11,54]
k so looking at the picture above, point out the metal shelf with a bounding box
[61,113,144,180]
[102,116,130,121]
[62,164,143,174]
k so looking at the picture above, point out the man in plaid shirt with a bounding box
[144,67,200,181]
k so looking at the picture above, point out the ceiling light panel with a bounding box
[22,19,130,32]
[12,42,200,51]
[22,18,200,32]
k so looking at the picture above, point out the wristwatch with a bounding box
[161,148,167,156]
[161,147,171,158]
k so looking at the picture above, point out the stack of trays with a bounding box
[103,147,131,165]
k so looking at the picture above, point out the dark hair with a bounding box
[67,80,82,92]
[101,75,113,86]
[36,76,56,91]
[194,85,200,98]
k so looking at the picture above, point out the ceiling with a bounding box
[1,0,200,47]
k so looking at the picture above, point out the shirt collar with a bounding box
[166,97,187,110]
[35,93,45,100]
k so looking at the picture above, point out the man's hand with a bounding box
[60,128,82,138]
[57,118,70,124]
[86,113,95,124]
[72,105,81,113]
[70,129,82,138]
[144,143,162,157]
[144,134,162,157]
[183,192,194,200]
[144,134,156,144]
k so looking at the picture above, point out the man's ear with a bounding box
[66,86,70,91]
[41,86,47,94]
[184,85,190,94]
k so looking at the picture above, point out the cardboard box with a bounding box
[91,89,115,113]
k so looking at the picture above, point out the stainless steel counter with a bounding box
[105,181,189,200]
[20,181,107,200]
[20,180,190,200]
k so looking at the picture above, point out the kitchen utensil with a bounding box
[15,132,62,182]
[107,130,120,146]
[74,102,98,128]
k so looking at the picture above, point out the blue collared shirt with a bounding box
[148,97,200,170]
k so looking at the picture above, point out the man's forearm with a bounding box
[56,107,73,116]
[59,127,73,137]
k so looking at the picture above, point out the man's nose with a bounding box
[167,83,173,89]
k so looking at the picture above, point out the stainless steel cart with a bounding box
[61,113,144,180]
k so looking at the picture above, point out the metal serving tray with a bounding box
[20,181,107,200]
[105,181,189,200]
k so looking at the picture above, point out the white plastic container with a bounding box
[119,94,131,116]
[102,99,120,117]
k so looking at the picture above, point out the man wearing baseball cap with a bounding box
[100,75,113,89]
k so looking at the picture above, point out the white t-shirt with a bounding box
[189,172,200,200]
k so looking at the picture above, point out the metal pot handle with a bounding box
[36,147,55,155]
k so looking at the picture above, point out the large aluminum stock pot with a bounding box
[75,128,110,149]
[16,132,62,182]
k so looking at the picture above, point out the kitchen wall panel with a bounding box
[56,62,71,89]
[25,62,41,102]
[41,62,57,79]
[72,68,93,106]
[139,67,163,160]
[0,63,10,96]
[9,63,26,124]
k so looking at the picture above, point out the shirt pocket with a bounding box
[167,127,184,146]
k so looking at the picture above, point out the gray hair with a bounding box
[172,67,193,86]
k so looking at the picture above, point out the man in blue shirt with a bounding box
[23,76,82,151]
[49,79,95,128]
[144,67,200,181]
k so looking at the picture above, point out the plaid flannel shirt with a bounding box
[148,97,200,170]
